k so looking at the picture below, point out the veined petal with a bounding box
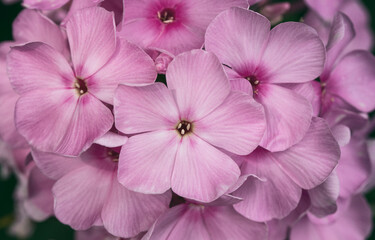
[194,91,265,155]
[261,22,325,83]
[257,84,313,152]
[7,42,74,94]
[114,83,179,134]
[23,0,69,10]
[87,38,156,104]
[172,135,240,202]
[118,130,179,194]
[233,148,302,221]
[205,8,270,72]
[67,7,116,78]
[274,117,340,189]
[166,50,231,120]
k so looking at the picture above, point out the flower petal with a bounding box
[87,38,156,104]
[118,130,179,194]
[261,22,325,83]
[114,83,179,134]
[233,148,302,221]
[102,179,171,238]
[274,117,340,189]
[194,91,265,155]
[171,135,240,202]
[205,8,270,72]
[166,50,231,120]
[7,42,74,95]
[257,84,313,152]
[67,7,116,78]
[23,0,69,10]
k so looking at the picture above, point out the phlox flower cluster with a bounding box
[0,0,375,239]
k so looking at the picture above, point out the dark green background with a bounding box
[1,1,375,239]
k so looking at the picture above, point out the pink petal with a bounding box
[261,22,325,83]
[53,162,114,230]
[24,165,54,221]
[327,50,375,112]
[336,138,371,198]
[12,9,69,57]
[61,0,102,26]
[31,149,84,180]
[87,38,156,104]
[232,148,302,221]
[205,8,270,72]
[118,130,179,194]
[230,79,253,95]
[166,50,231,120]
[274,117,340,189]
[66,7,116,78]
[308,171,339,218]
[172,135,240,202]
[331,124,351,147]
[304,0,344,20]
[114,84,179,134]
[194,91,265,155]
[101,179,171,238]
[7,42,74,95]
[94,132,128,148]
[23,0,69,10]
[257,84,313,152]
[323,13,355,78]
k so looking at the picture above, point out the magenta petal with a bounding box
[327,50,375,112]
[31,149,84,180]
[7,42,74,94]
[205,8,270,71]
[194,91,265,155]
[257,84,313,152]
[53,164,113,230]
[118,131,179,194]
[233,148,302,221]
[114,84,179,134]
[101,179,171,238]
[172,135,240,202]
[274,117,340,189]
[308,171,339,218]
[261,22,325,83]
[12,9,68,56]
[166,50,231,120]
[87,38,156,104]
[67,7,116,78]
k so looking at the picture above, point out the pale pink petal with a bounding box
[230,79,253,95]
[291,195,372,240]
[331,124,351,147]
[61,0,102,26]
[53,163,113,230]
[172,135,240,202]
[257,84,313,152]
[12,9,68,56]
[233,148,302,221]
[75,227,115,240]
[336,138,371,198]
[94,132,128,148]
[23,0,69,10]
[7,42,74,94]
[327,50,375,112]
[274,117,340,189]
[66,7,116,78]
[205,8,270,72]
[323,13,355,78]
[308,171,339,218]
[54,94,114,156]
[305,0,344,20]
[31,149,84,180]
[114,84,179,134]
[24,165,54,221]
[194,91,265,155]
[118,130,179,194]
[102,179,171,238]
[166,50,230,120]
[87,38,156,104]
[261,22,325,83]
